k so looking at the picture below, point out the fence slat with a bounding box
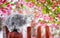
[3,26,9,38]
[45,26,50,38]
[27,27,31,38]
[37,26,41,38]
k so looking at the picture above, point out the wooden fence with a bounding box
[3,26,50,38]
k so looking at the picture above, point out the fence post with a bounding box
[45,26,50,38]
[3,26,9,38]
[37,26,41,38]
[27,27,31,38]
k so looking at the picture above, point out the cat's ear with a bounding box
[24,14,34,24]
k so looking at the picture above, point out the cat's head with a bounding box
[5,14,27,32]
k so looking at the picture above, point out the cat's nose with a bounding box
[12,22,14,25]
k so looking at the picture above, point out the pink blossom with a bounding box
[50,23,58,28]
[6,4,12,10]
[39,14,43,18]
[18,0,23,2]
[0,0,6,4]
[1,9,6,14]
[40,0,46,3]
[42,15,54,21]
[43,15,50,21]
[27,3,34,8]
[39,22,47,26]
[7,4,11,7]
[19,0,34,8]
[0,4,11,16]
[50,0,55,2]
[34,15,40,19]
[31,20,36,27]
[0,8,7,15]
[49,16,54,21]
[57,14,60,18]
[7,10,11,15]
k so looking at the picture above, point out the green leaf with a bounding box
[22,5,26,9]
[9,2,13,4]
[56,6,60,13]
[56,21,60,24]
[35,3,42,7]
[46,0,50,3]
[50,14,56,18]
[42,7,46,14]
[25,0,29,2]
[25,0,35,2]
[30,0,35,2]
[2,4,7,7]
[47,2,53,7]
